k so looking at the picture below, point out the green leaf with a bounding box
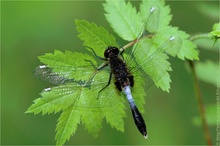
[211,22,220,38]
[38,50,97,81]
[129,38,171,91]
[80,105,103,137]
[212,22,220,32]
[104,103,126,132]
[28,74,127,145]
[140,0,172,33]
[75,19,118,57]
[94,66,127,133]
[26,84,79,115]
[195,60,219,86]
[139,0,198,61]
[192,104,218,126]
[131,71,147,113]
[103,0,142,41]
[55,105,81,145]
[152,27,198,61]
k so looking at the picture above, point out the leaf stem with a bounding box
[189,33,211,41]
[121,34,154,51]
[122,38,139,50]
[188,60,213,145]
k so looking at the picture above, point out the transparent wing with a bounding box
[34,61,101,85]
[144,6,160,34]
[35,63,125,110]
[131,36,182,72]
[121,3,182,90]
[34,65,74,85]
[135,6,160,40]
[125,35,182,89]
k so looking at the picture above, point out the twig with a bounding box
[121,34,154,51]
[188,33,213,145]
[189,33,211,41]
[188,60,212,145]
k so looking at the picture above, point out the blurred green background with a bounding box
[1,1,218,145]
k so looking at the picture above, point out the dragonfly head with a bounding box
[104,46,119,58]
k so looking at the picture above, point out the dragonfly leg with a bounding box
[84,59,108,71]
[86,46,107,61]
[118,46,125,61]
[97,72,112,99]
[119,46,125,55]
[97,62,108,71]
[84,59,97,69]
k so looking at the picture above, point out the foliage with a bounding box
[191,22,219,87]
[192,104,218,126]
[26,0,199,145]
[195,60,219,86]
[191,22,219,134]
[211,22,220,38]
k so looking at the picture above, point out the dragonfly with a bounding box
[34,6,182,138]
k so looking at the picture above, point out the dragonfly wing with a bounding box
[34,65,74,85]
[34,63,100,85]
[144,6,160,33]
[134,6,160,41]
[127,35,182,89]
[36,63,125,110]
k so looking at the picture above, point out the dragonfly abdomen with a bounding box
[123,86,147,138]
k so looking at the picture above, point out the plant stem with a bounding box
[189,33,211,41]
[121,34,154,51]
[188,60,213,145]
[189,33,213,145]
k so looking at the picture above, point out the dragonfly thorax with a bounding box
[104,46,134,92]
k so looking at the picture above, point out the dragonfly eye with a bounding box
[104,46,119,58]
